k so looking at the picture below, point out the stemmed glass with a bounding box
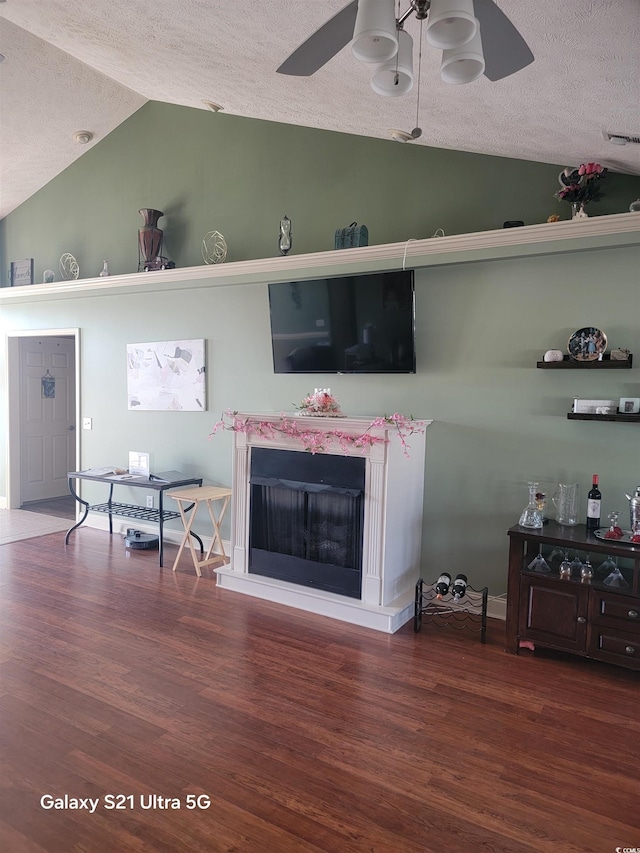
[570,552,583,576]
[528,544,550,572]
[602,557,630,589]
[603,510,624,541]
[580,553,593,580]
[548,546,565,564]
[559,549,572,578]
[598,555,617,575]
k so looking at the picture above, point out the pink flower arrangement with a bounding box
[209,410,424,456]
[296,388,343,417]
[555,163,607,206]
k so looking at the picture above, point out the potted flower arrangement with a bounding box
[554,163,607,219]
[296,388,344,417]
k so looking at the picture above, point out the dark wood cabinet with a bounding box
[507,522,640,671]
[519,574,589,653]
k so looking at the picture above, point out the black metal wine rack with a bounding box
[414,578,488,642]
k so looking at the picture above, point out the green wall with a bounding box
[2,101,639,283]
[1,102,639,596]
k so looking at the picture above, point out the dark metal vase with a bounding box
[138,208,164,271]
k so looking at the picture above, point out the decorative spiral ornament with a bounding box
[59,252,79,280]
[201,231,227,264]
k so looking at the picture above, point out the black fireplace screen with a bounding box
[248,448,365,598]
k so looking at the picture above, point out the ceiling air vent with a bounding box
[607,132,640,145]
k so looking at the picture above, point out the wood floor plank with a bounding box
[0,527,638,852]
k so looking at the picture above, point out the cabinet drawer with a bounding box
[589,590,640,634]
[588,626,640,670]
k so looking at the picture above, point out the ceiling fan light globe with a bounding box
[370,28,413,96]
[440,26,484,84]
[352,0,398,63]
[426,0,477,49]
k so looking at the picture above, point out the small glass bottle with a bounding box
[519,482,544,529]
[99,260,110,277]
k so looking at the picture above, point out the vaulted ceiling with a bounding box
[1,0,639,220]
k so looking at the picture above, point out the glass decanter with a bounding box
[519,482,543,529]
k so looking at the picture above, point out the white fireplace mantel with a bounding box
[215,413,432,633]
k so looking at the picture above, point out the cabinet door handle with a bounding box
[577,616,586,624]
[628,610,638,619]
[625,645,636,655]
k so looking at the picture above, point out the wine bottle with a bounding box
[451,573,468,601]
[586,474,602,531]
[434,572,451,598]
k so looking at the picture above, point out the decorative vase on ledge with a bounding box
[138,208,164,271]
[571,202,589,220]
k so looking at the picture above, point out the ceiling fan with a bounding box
[277,0,534,89]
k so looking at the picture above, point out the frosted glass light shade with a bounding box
[352,0,398,64]
[370,28,414,97]
[426,0,477,49]
[440,25,484,83]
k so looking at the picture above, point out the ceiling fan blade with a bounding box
[277,1,359,76]
[473,0,534,81]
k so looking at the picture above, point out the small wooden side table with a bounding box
[168,485,232,577]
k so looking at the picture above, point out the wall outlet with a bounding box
[146,495,154,508]
[82,417,92,430]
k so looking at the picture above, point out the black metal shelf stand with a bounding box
[414,579,489,642]
[65,471,204,567]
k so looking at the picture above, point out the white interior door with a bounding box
[20,336,77,503]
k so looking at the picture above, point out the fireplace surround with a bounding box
[215,413,431,633]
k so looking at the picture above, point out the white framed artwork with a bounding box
[127,339,206,411]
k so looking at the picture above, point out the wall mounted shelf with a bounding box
[1,212,639,306]
[537,354,633,369]
[567,412,640,423]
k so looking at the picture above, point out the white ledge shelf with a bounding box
[2,213,639,304]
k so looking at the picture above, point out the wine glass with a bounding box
[548,546,565,564]
[570,552,583,576]
[602,557,630,589]
[580,553,593,580]
[603,510,624,541]
[558,549,572,578]
[528,544,550,572]
[597,555,617,575]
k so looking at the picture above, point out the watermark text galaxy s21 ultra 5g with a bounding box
[40,794,211,812]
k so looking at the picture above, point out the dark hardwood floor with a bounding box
[0,528,638,852]
[19,496,76,520]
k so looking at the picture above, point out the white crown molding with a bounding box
[2,213,639,305]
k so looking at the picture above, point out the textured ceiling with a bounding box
[1,0,639,220]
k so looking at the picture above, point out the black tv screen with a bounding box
[268,269,416,374]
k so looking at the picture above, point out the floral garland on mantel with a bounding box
[209,410,424,456]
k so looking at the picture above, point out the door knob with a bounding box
[68,425,76,431]
[577,616,586,624]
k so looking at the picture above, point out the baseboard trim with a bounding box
[80,514,227,553]
[487,595,507,621]
[69,515,510,621]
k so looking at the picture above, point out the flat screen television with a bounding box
[268,269,416,374]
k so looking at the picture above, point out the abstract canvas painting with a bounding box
[127,339,206,411]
